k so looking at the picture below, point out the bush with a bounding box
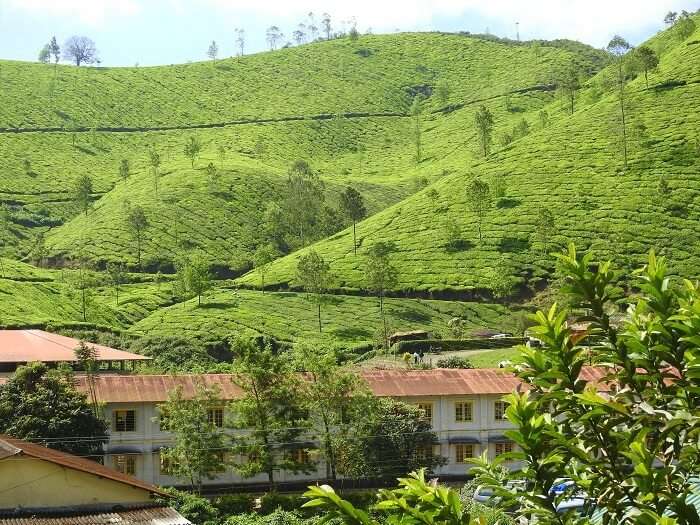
[158,487,219,525]
[215,493,256,515]
[436,356,473,369]
[259,492,307,514]
[340,491,377,509]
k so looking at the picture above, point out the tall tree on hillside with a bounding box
[474,105,494,157]
[66,255,98,322]
[365,242,399,350]
[48,36,61,71]
[296,250,333,333]
[321,13,332,39]
[158,382,227,494]
[63,36,97,66]
[465,177,492,243]
[184,136,202,168]
[229,337,311,490]
[73,174,93,216]
[119,159,130,182]
[534,208,556,254]
[675,11,697,41]
[38,44,50,64]
[558,62,581,115]
[235,28,245,56]
[126,204,149,268]
[148,147,161,194]
[0,363,108,457]
[664,11,678,25]
[282,159,324,248]
[607,35,632,168]
[294,343,366,480]
[293,24,307,45]
[435,78,450,106]
[266,26,283,50]
[633,46,659,89]
[307,12,319,40]
[339,186,367,255]
[106,261,126,306]
[253,244,278,293]
[175,251,212,306]
[207,40,218,62]
[410,95,423,163]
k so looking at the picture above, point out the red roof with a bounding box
[0,506,190,525]
[73,367,610,403]
[0,330,150,363]
[0,435,166,496]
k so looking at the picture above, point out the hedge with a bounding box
[395,337,523,353]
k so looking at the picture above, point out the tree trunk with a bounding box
[261,272,265,293]
[618,63,628,168]
[81,287,86,322]
[317,300,322,333]
[352,222,357,255]
[645,70,649,89]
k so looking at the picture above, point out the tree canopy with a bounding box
[0,362,108,457]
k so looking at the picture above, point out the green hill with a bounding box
[237,21,700,296]
[0,33,606,267]
[3,21,698,348]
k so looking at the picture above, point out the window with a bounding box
[494,401,508,421]
[455,444,474,463]
[415,445,434,463]
[455,401,473,422]
[290,448,310,464]
[113,454,136,475]
[207,408,224,428]
[417,403,433,423]
[495,442,514,456]
[114,410,136,432]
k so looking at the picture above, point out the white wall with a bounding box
[101,393,518,487]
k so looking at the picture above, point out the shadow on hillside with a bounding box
[445,239,474,253]
[393,308,431,323]
[496,197,521,209]
[198,302,233,309]
[498,236,530,253]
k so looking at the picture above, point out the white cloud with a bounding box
[4,0,141,26]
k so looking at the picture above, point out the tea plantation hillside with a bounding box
[237,21,700,296]
[0,33,606,129]
[128,287,516,344]
[0,32,606,267]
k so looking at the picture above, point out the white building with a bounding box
[76,367,607,489]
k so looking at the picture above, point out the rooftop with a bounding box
[0,435,165,496]
[0,330,150,364]
[72,367,611,403]
[0,506,190,525]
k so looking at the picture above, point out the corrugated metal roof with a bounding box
[0,330,150,363]
[73,367,610,403]
[0,435,166,496]
[0,506,190,525]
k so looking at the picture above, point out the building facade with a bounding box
[75,368,615,488]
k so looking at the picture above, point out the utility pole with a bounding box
[516,22,520,41]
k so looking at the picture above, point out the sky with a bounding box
[0,0,698,67]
